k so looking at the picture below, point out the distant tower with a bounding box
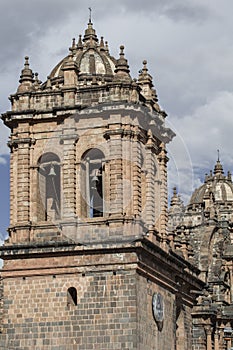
[0,20,202,349]
[170,158,233,350]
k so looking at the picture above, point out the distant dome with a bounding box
[49,21,117,84]
[189,160,233,206]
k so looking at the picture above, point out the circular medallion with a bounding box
[152,292,164,323]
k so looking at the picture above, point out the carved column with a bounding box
[8,141,16,226]
[132,126,142,217]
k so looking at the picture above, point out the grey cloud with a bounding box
[106,0,212,23]
[0,0,84,70]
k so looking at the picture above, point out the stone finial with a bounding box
[19,56,33,82]
[115,46,130,72]
[170,187,184,209]
[105,41,109,54]
[227,171,232,181]
[138,60,153,84]
[100,36,105,50]
[17,56,34,92]
[70,38,76,53]
[83,21,98,45]
[77,35,83,50]
[142,60,149,74]
[46,76,52,89]
[114,45,131,82]
[171,187,178,206]
[138,59,157,103]
[214,150,224,176]
[34,72,41,89]
[214,159,224,176]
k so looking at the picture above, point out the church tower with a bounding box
[0,20,203,349]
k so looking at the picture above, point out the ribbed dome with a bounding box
[49,21,117,84]
[189,160,233,205]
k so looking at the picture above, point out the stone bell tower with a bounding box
[0,20,203,350]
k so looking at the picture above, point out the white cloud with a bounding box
[168,91,233,203]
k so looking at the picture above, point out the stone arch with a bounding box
[80,148,105,218]
[37,152,61,221]
[67,287,77,306]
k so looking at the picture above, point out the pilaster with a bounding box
[158,142,169,244]
[14,137,33,223]
[60,129,79,219]
[145,130,156,226]
[105,125,123,216]
[132,126,142,217]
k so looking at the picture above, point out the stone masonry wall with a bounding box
[1,271,137,350]
[136,274,176,350]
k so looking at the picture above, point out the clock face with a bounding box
[152,292,164,323]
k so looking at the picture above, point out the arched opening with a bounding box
[37,152,61,221]
[81,148,105,218]
[67,287,77,306]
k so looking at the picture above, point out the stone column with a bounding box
[132,127,142,217]
[16,138,32,223]
[214,332,219,350]
[60,128,78,219]
[218,326,226,350]
[145,131,155,226]
[158,142,169,244]
[8,134,34,243]
[8,142,16,226]
[226,339,231,350]
[205,326,212,350]
[122,125,133,216]
[105,126,123,216]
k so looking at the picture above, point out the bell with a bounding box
[48,164,56,176]
[91,175,99,183]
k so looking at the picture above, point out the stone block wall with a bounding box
[1,271,137,350]
[136,274,175,350]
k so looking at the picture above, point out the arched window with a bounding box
[37,152,61,221]
[67,287,77,306]
[81,149,105,218]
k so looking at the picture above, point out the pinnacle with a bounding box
[138,59,153,86]
[19,56,34,84]
[114,45,130,75]
[83,20,98,44]
[214,159,224,175]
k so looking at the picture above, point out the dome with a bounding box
[189,160,233,206]
[49,21,117,85]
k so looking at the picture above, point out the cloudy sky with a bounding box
[0,0,232,239]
